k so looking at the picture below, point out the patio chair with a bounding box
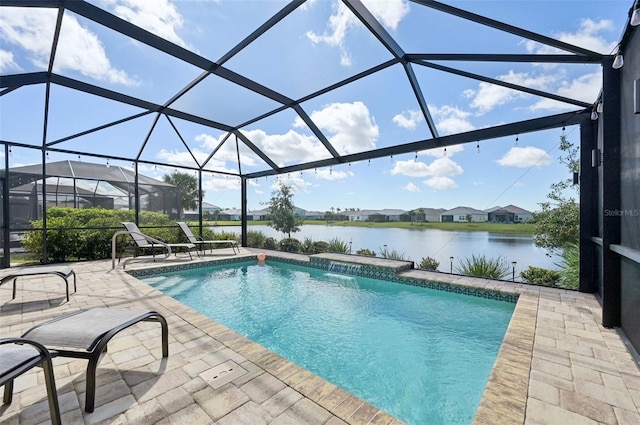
[120,222,197,262]
[177,222,239,255]
[21,308,169,413]
[0,338,61,425]
[1,265,76,302]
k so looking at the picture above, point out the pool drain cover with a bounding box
[200,360,248,389]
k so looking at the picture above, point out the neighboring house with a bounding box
[219,208,242,221]
[412,207,446,222]
[346,209,406,222]
[486,205,532,223]
[304,210,324,220]
[183,201,222,221]
[440,206,488,222]
[248,208,270,220]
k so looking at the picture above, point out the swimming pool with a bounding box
[140,260,515,424]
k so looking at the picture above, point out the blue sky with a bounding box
[0,0,632,213]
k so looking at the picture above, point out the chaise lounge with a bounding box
[21,308,169,413]
[0,265,76,302]
[177,221,239,255]
[120,222,198,264]
[0,338,61,425]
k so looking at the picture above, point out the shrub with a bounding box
[380,248,407,260]
[311,241,329,254]
[264,237,278,250]
[356,248,376,257]
[520,266,561,287]
[455,254,510,279]
[21,207,184,262]
[247,230,267,248]
[327,238,349,253]
[279,238,302,253]
[418,256,439,271]
[556,244,579,290]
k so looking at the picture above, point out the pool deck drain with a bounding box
[1,248,639,425]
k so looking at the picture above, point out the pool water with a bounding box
[141,261,515,425]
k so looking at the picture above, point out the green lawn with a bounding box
[201,220,535,234]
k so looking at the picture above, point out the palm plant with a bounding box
[455,254,510,279]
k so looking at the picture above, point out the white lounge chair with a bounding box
[120,222,197,262]
[177,222,239,255]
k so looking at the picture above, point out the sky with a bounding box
[0,0,633,213]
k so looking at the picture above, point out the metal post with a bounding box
[512,261,517,282]
[449,256,454,273]
[2,144,10,268]
[241,176,247,247]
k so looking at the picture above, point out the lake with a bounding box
[213,224,560,274]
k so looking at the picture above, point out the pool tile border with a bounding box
[127,253,519,304]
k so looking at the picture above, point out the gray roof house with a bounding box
[412,207,446,222]
[440,206,488,222]
[486,205,533,223]
[347,209,407,222]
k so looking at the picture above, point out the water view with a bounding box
[214,225,559,273]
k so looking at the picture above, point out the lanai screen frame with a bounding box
[0,0,626,325]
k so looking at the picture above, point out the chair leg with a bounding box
[3,379,13,405]
[84,358,99,413]
[41,357,62,425]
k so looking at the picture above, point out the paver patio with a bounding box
[1,249,639,424]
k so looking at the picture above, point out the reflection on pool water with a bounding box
[141,261,515,425]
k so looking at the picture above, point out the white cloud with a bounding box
[0,49,20,72]
[306,0,409,66]
[314,168,353,181]
[195,133,257,167]
[430,105,475,134]
[419,144,464,159]
[524,19,617,55]
[242,128,330,166]
[403,182,421,193]
[272,175,311,193]
[423,176,457,190]
[0,7,135,85]
[392,109,423,130]
[465,71,556,114]
[297,101,379,155]
[391,157,463,178]
[103,0,189,48]
[497,146,552,168]
[529,71,602,110]
[203,174,241,192]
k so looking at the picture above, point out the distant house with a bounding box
[347,209,406,222]
[413,207,446,222]
[440,206,488,222]
[219,208,242,221]
[183,201,222,221]
[304,210,324,220]
[248,208,269,220]
[486,205,532,223]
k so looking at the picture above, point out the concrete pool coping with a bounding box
[1,249,639,424]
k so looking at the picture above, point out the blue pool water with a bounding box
[140,261,515,425]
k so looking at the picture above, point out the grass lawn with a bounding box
[200,220,535,234]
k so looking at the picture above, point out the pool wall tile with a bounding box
[128,254,518,304]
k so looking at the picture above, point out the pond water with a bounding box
[214,224,560,273]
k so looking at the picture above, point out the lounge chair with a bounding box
[177,221,239,255]
[0,338,62,425]
[120,222,197,262]
[0,265,76,302]
[21,308,169,413]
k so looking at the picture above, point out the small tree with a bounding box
[267,183,303,238]
[532,134,579,254]
[465,213,472,223]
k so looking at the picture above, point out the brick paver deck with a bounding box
[1,249,638,424]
